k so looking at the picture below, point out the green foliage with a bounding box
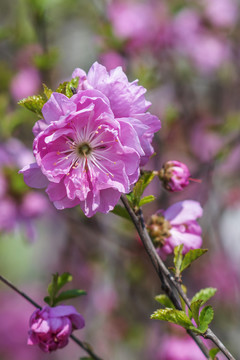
[18,95,46,117]
[198,306,214,333]
[180,248,208,272]
[111,204,131,220]
[191,288,217,306]
[173,244,183,277]
[56,76,79,98]
[43,84,53,99]
[190,299,203,326]
[44,272,86,307]
[154,294,175,309]
[127,171,156,209]
[209,348,220,359]
[151,308,194,329]
[139,195,155,207]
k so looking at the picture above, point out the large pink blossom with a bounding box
[28,305,85,352]
[21,63,160,217]
[148,200,203,257]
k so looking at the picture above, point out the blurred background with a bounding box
[0,0,240,359]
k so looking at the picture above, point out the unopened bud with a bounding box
[158,160,190,192]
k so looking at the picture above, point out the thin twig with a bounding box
[121,194,236,360]
[0,275,103,360]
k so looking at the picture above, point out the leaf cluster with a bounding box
[18,76,79,117]
[44,272,86,307]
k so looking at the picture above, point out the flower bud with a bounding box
[158,160,190,192]
[147,214,172,247]
[27,305,85,352]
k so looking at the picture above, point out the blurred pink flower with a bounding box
[10,67,41,102]
[203,0,238,28]
[149,201,203,257]
[159,160,190,192]
[98,51,126,72]
[158,336,206,360]
[28,305,85,353]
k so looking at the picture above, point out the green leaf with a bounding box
[174,245,183,276]
[47,272,73,306]
[155,295,175,309]
[18,95,46,117]
[191,288,217,306]
[43,84,53,99]
[56,81,68,94]
[111,204,131,220]
[181,249,208,272]
[190,300,203,326]
[43,296,51,305]
[151,308,193,329]
[54,289,87,305]
[129,171,156,208]
[198,306,214,333]
[209,348,220,359]
[55,77,79,98]
[139,195,155,207]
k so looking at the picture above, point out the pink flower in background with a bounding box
[28,305,85,352]
[148,200,203,257]
[10,67,41,102]
[202,0,238,28]
[158,336,206,360]
[159,160,190,192]
[21,63,160,216]
[98,51,126,72]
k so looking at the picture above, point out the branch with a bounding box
[121,195,236,360]
[0,275,103,360]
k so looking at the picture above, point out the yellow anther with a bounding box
[53,162,57,166]
[57,151,60,155]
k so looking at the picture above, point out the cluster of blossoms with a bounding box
[148,200,203,258]
[28,305,85,352]
[21,62,160,217]
[0,139,48,240]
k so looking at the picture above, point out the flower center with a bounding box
[77,142,92,157]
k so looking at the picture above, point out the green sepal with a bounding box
[139,195,155,207]
[53,289,87,305]
[154,294,175,309]
[111,204,131,220]
[180,249,208,272]
[191,288,217,306]
[209,348,220,359]
[174,244,183,277]
[198,306,214,333]
[190,300,203,326]
[55,77,79,98]
[18,95,45,117]
[151,308,193,329]
[43,84,53,99]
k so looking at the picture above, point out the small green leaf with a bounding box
[191,288,217,306]
[111,204,131,220]
[209,348,220,359]
[55,272,73,293]
[43,84,53,99]
[54,289,87,305]
[151,308,193,329]
[18,95,45,117]
[66,76,79,98]
[56,81,68,94]
[174,245,183,276]
[129,171,157,208]
[155,295,175,309]
[139,195,155,207]
[181,249,208,272]
[47,272,73,305]
[190,300,203,326]
[43,296,51,305]
[198,306,214,333]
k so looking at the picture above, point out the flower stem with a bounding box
[121,194,236,360]
[0,274,103,360]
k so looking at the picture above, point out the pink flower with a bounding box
[158,336,207,360]
[27,305,85,353]
[98,51,126,72]
[203,0,238,28]
[159,160,190,192]
[21,63,160,217]
[148,200,203,257]
[10,67,41,102]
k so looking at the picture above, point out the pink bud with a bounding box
[27,305,85,352]
[159,160,190,192]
